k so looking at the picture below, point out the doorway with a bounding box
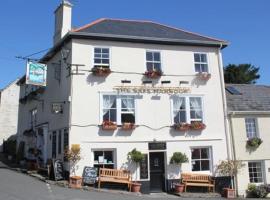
[149,152,165,192]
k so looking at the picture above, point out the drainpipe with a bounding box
[217,44,232,160]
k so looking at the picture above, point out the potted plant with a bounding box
[216,160,245,198]
[246,137,262,149]
[190,121,206,130]
[65,144,82,189]
[91,66,111,76]
[144,69,162,79]
[196,72,211,80]
[170,152,189,193]
[121,122,136,130]
[127,148,144,192]
[173,123,190,131]
[102,120,117,130]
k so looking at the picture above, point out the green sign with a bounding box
[26,61,47,86]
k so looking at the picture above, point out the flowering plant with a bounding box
[144,69,162,78]
[190,121,206,130]
[102,120,117,130]
[246,137,262,149]
[92,66,111,76]
[173,123,190,131]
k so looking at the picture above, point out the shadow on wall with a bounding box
[86,74,107,85]
[167,164,181,180]
[191,77,207,87]
[120,158,137,180]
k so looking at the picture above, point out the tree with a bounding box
[224,64,260,84]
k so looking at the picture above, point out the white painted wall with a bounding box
[69,39,229,178]
[0,80,19,152]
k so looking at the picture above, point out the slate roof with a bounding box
[72,18,227,46]
[226,84,270,112]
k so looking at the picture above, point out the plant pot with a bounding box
[174,183,184,193]
[223,188,235,198]
[144,71,162,79]
[102,124,117,130]
[92,67,111,76]
[196,72,211,80]
[69,176,82,189]
[131,182,141,192]
[173,123,190,131]
[121,123,136,130]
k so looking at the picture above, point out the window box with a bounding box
[121,122,136,130]
[144,70,162,79]
[102,120,117,130]
[246,137,262,149]
[173,123,190,131]
[196,72,211,80]
[190,121,206,130]
[92,66,111,76]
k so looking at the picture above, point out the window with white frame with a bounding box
[146,51,161,72]
[121,96,135,123]
[248,162,263,183]
[103,95,117,122]
[93,150,115,174]
[245,118,258,138]
[102,95,136,124]
[173,97,203,124]
[191,147,211,171]
[94,47,110,67]
[194,53,208,73]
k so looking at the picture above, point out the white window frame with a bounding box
[100,93,137,125]
[245,118,259,139]
[171,95,204,124]
[145,50,162,72]
[248,161,264,184]
[190,146,212,172]
[93,46,111,68]
[194,52,209,73]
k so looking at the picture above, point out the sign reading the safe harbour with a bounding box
[26,61,47,86]
[114,86,190,94]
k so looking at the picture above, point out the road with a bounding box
[0,167,226,200]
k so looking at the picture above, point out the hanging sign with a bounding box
[26,61,47,86]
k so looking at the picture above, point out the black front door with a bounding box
[149,152,165,192]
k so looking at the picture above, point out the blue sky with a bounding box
[0,0,269,88]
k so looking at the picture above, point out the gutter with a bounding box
[228,111,270,115]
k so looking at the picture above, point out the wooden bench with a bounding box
[98,168,132,191]
[181,173,215,192]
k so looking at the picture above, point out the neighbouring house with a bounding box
[226,84,270,196]
[0,79,20,152]
[16,0,231,193]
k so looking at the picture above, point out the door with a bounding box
[149,152,165,192]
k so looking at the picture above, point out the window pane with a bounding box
[154,63,161,71]
[200,54,207,63]
[153,52,160,61]
[192,149,200,159]
[94,151,103,161]
[201,64,208,72]
[104,151,113,162]
[201,160,210,170]
[102,59,109,64]
[147,62,153,71]
[94,48,101,53]
[192,160,201,171]
[190,97,202,109]
[102,48,109,54]
[195,64,201,72]
[146,52,153,61]
[194,53,200,62]
[94,53,101,58]
[109,109,116,122]
[102,54,109,59]
[180,111,186,122]
[94,59,101,64]
[121,113,135,123]
[201,148,209,159]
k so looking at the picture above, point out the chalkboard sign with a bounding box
[140,154,148,179]
[82,166,97,185]
[52,159,64,181]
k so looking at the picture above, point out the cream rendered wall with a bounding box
[230,115,270,196]
[69,39,228,177]
[0,81,19,151]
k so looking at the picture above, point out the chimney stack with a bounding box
[53,0,73,45]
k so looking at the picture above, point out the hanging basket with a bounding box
[92,66,111,76]
[144,70,162,79]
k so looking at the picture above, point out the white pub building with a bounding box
[17,0,231,193]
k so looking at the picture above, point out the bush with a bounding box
[170,152,188,165]
[247,184,269,198]
[128,148,144,163]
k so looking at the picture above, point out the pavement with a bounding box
[0,153,253,200]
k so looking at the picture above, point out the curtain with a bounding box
[103,95,115,115]
[122,97,134,113]
[190,97,202,118]
[173,97,184,118]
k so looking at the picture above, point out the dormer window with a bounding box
[94,47,110,68]
[194,53,208,73]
